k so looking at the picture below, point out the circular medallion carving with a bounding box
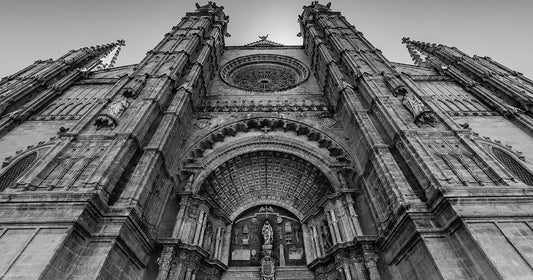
[220,54,310,92]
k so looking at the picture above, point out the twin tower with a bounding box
[0,2,533,280]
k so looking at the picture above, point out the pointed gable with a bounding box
[244,35,283,47]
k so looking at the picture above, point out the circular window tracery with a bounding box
[220,54,310,92]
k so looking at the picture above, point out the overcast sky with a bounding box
[1,0,532,78]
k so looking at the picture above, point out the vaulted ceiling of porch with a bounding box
[198,150,335,220]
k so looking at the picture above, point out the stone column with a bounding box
[279,244,286,266]
[343,262,353,280]
[213,227,222,259]
[326,212,338,245]
[330,210,343,243]
[220,224,232,265]
[198,212,208,247]
[352,257,367,280]
[312,225,322,257]
[302,224,315,262]
[193,210,205,245]
[217,226,226,260]
[169,262,184,280]
[156,246,176,280]
[364,254,382,280]
[346,194,363,236]
[336,266,347,280]
[184,267,193,280]
[335,198,355,240]
[172,196,190,238]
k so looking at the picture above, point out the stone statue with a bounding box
[203,222,214,254]
[321,221,333,249]
[262,220,273,246]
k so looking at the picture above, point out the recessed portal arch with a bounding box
[183,134,352,198]
[198,150,336,221]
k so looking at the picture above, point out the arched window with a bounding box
[0,152,38,191]
[492,147,533,186]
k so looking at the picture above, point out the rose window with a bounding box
[220,54,309,92]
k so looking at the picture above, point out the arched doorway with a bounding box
[196,150,334,279]
[158,149,368,279]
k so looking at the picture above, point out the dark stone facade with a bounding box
[1,2,533,279]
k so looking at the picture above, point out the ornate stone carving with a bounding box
[317,112,337,127]
[194,120,211,129]
[185,117,348,163]
[260,255,276,280]
[198,99,332,112]
[122,74,147,98]
[199,151,334,219]
[157,246,175,272]
[262,220,274,246]
[220,54,310,92]
[401,95,436,126]
[94,99,129,129]
[321,220,333,249]
[203,222,214,253]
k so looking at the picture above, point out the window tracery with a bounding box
[220,54,310,92]
[491,147,533,186]
[0,152,37,191]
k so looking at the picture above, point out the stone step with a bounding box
[221,266,314,280]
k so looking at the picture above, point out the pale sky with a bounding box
[0,0,532,78]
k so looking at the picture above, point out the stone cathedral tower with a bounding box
[1,2,533,280]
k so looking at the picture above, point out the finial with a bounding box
[259,34,269,41]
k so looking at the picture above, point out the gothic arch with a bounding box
[474,137,533,186]
[490,146,533,186]
[0,152,38,191]
[0,142,53,191]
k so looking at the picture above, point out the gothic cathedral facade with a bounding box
[1,2,533,280]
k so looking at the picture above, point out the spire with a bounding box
[402,37,428,66]
[191,2,230,37]
[82,39,126,71]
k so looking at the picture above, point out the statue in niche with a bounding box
[321,221,333,249]
[262,220,273,246]
[203,222,214,254]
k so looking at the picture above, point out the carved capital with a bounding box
[157,246,176,272]
[364,254,378,267]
